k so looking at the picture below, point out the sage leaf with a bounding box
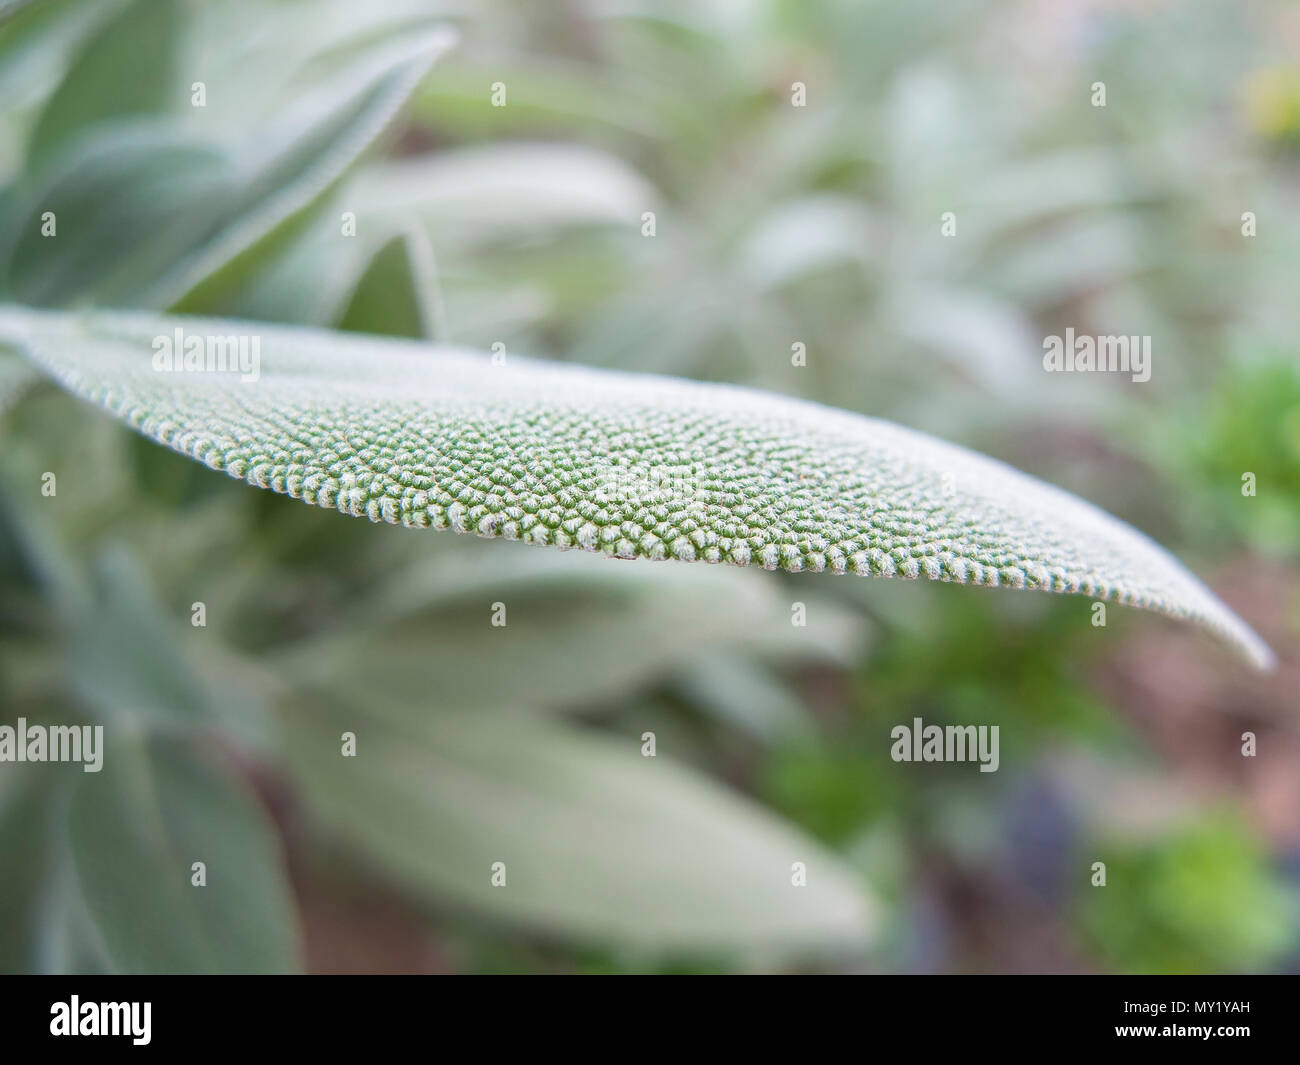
[276,548,864,712]
[157,27,456,312]
[0,304,1273,668]
[68,732,300,974]
[25,0,180,166]
[286,700,876,952]
[338,227,440,340]
[0,26,455,310]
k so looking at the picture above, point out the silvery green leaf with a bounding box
[887,284,1039,400]
[352,142,658,251]
[671,654,816,743]
[214,202,372,327]
[286,701,876,952]
[0,26,455,310]
[412,61,665,141]
[0,0,48,26]
[68,732,300,974]
[64,545,227,728]
[151,26,458,311]
[0,473,86,628]
[0,123,237,306]
[0,764,65,971]
[25,0,180,166]
[0,347,39,414]
[0,759,108,975]
[738,195,874,290]
[0,304,1272,668]
[338,228,441,340]
[276,548,863,712]
[0,0,104,136]
[184,0,450,99]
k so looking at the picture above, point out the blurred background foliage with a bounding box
[0,0,1298,973]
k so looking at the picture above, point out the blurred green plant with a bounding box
[1078,811,1290,974]
[0,0,1296,975]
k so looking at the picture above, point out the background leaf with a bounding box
[276,548,862,712]
[68,731,300,974]
[159,27,457,312]
[286,699,876,953]
[0,124,236,305]
[25,0,179,166]
[338,228,440,340]
[0,21,455,310]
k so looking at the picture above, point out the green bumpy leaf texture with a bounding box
[0,305,1273,668]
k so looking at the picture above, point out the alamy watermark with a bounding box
[890,716,999,773]
[152,327,260,382]
[1042,328,1151,383]
[50,997,150,1045]
[0,718,103,772]
[592,463,697,507]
